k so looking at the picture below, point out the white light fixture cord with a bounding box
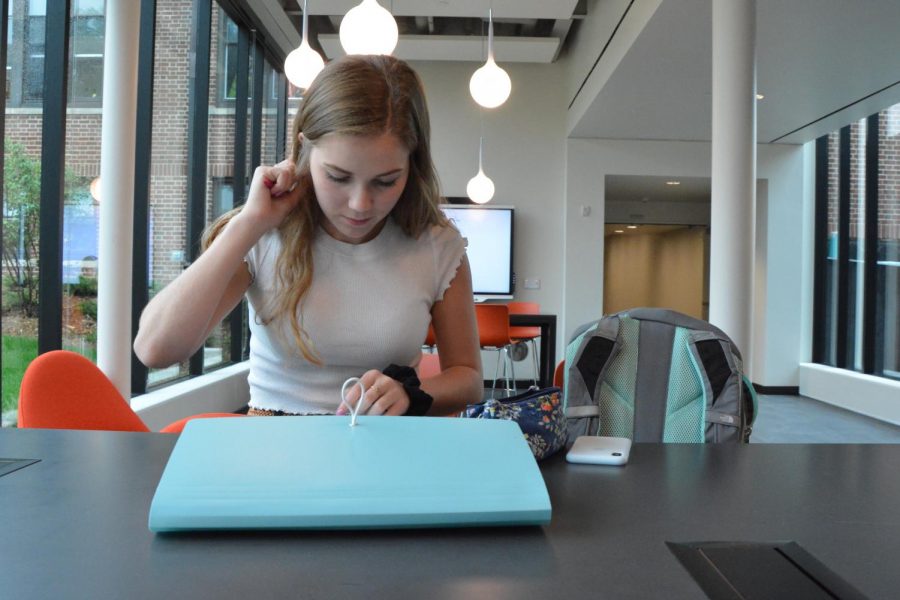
[478,136,485,172]
[302,0,309,41]
[487,7,495,61]
[284,0,325,90]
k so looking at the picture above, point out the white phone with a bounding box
[566,436,632,466]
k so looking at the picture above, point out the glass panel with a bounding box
[820,131,840,366]
[221,17,237,101]
[243,43,253,199]
[2,0,45,427]
[145,0,194,387]
[70,0,104,103]
[848,119,866,371]
[202,3,238,371]
[5,4,11,103]
[261,61,278,167]
[287,81,301,159]
[876,103,900,379]
[61,0,103,363]
[22,3,43,104]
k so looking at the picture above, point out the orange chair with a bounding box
[474,304,517,397]
[507,301,541,387]
[553,360,565,389]
[423,323,437,353]
[18,350,242,434]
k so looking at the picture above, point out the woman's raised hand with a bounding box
[235,160,304,236]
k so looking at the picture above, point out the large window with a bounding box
[814,101,900,381]
[2,0,289,424]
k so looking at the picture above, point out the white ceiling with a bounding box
[244,0,898,213]
[279,0,583,63]
[568,0,900,144]
[259,0,900,145]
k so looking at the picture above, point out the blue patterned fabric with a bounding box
[465,387,567,460]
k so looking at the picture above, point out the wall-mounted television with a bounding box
[440,204,514,301]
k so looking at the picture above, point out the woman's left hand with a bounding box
[338,369,410,416]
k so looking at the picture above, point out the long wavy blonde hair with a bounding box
[202,55,448,364]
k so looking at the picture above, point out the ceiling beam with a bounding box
[303,0,580,21]
[317,34,560,63]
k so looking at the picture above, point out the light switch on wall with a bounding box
[581,205,591,217]
[524,278,541,289]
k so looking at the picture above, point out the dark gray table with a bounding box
[3,428,898,599]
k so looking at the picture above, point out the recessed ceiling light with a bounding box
[665,180,681,186]
[614,229,624,234]
[756,93,765,100]
[627,225,638,229]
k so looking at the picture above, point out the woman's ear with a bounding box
[297,132,305,144]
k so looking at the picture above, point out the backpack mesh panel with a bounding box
[663,327,705,443]
[597,317,639,438]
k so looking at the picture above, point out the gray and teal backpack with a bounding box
[564,308,757,443]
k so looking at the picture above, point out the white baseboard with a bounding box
[131,362,250,431]
[799,363,900,427]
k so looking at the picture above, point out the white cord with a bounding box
[340,377,367,427]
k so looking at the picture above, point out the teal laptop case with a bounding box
[148,416,551,532]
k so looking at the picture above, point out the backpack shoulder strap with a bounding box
[565,316,620,421]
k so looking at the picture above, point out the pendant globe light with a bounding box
[284,0,324,90]
[466,137,495,204]
[469,8,511,109]
[339,0,398,56]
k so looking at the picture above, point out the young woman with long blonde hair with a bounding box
[135,55,482,416]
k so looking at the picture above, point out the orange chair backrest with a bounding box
[18,350,151,432]
[507,301,540,315]
[553,360,565,388]
[474,304,511,348]
[424,324,436,347]
[507,301,541,339]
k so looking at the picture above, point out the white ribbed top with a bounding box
[244,218,465,414]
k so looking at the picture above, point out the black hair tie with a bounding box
[382,364,434,416]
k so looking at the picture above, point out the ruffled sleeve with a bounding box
[245,230,280,290]
[430,224,467,301]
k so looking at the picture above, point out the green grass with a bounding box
[2,335,38,415]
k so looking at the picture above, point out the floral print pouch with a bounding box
[465,387,567,460]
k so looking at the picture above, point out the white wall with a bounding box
[565,139,805,386]
[755,144,806,385]
[412,60,568,375]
